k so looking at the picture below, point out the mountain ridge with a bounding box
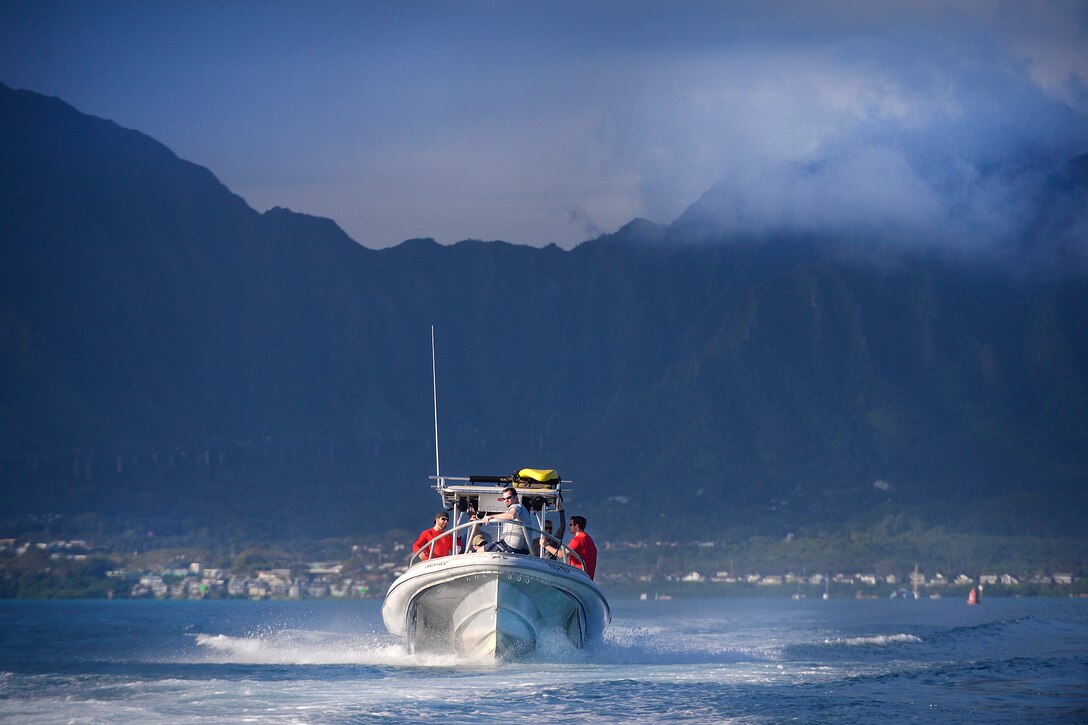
[2,82,1086,543]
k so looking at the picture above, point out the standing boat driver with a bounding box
[483,487,534,554]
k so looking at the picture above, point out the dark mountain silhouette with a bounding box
[2,82,1086,543]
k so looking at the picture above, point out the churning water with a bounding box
[1,597,1085,722]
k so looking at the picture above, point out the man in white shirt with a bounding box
[483,487,534,554]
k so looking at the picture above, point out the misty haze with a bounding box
[1,3,1087,721]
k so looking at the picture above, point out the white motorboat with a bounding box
[381,469,611,659]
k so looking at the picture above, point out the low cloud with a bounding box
[2,1,1084,252]
[560,205,606,239]
[601,28,1087,254]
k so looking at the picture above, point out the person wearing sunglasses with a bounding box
[483,487,534,555]
[412,512,458,560]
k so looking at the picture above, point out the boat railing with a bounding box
[408,519,588,573]
[537,529,588,570]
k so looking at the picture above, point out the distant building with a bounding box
[308,562,343,575]
[258,569,292,581]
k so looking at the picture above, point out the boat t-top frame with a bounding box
[423,329,583,567]
[408,469,583,567]
[432,469,567,515]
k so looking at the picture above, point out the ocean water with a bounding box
[1,596,1085,723]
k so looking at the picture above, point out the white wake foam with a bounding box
[822,633,923,646]
[190,629,465,667]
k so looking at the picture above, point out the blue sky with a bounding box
[2,1,1086,249]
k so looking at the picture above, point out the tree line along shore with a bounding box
[1,533,1085,599]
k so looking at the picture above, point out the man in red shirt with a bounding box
[567,515,597,579]
[412,512,457,560]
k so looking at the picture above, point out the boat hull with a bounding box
[382,552,610,659]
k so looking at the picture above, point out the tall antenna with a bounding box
[431,325,441,479]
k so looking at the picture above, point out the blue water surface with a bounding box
[1,596,1086,723]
